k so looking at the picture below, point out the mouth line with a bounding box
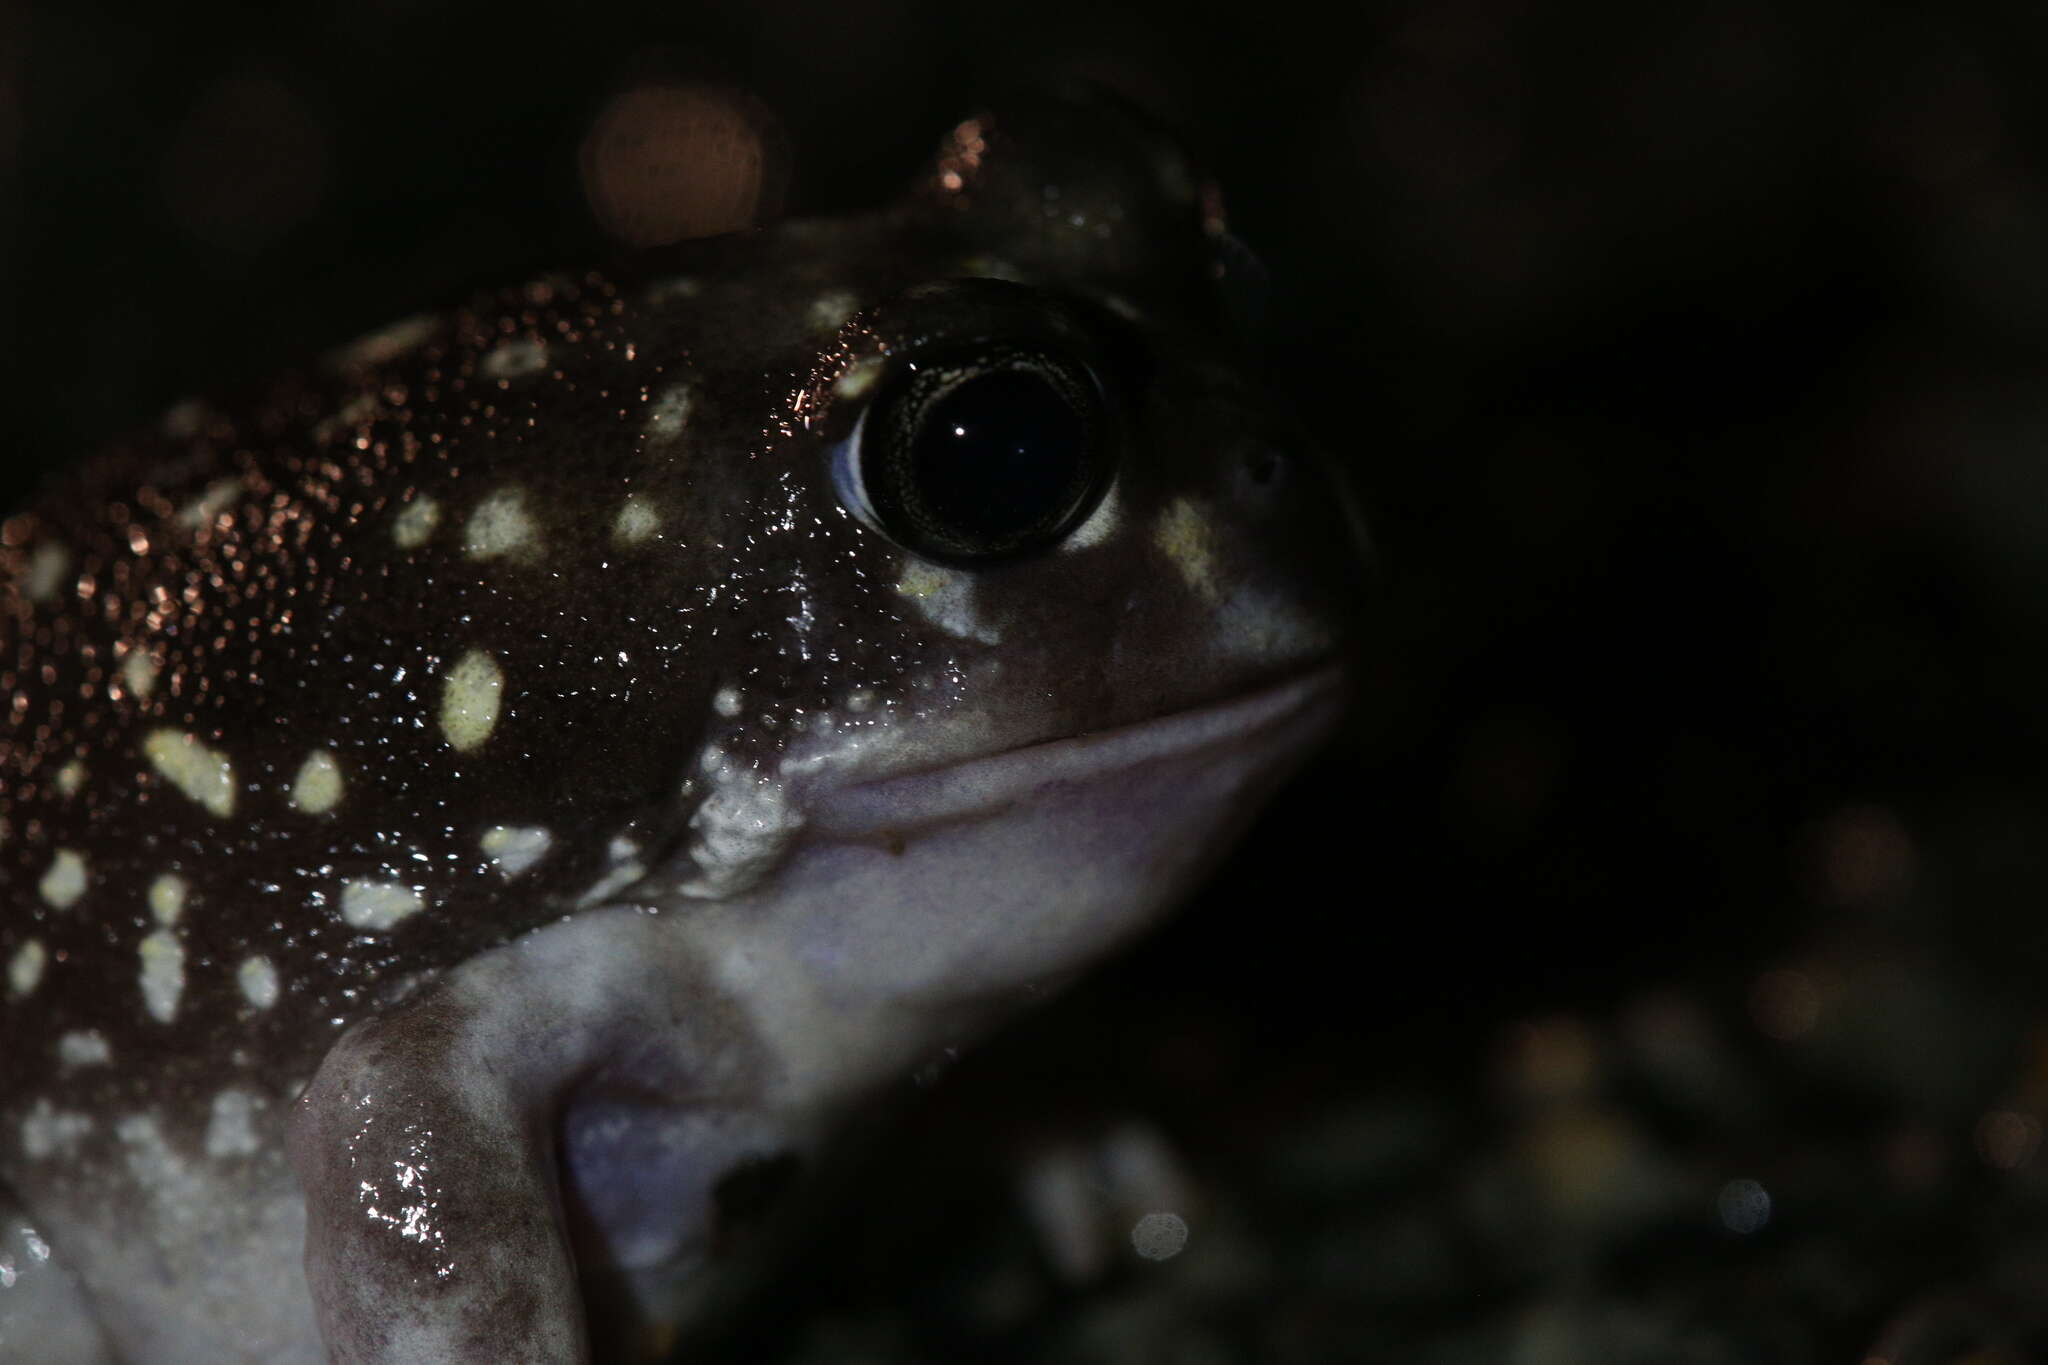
[805,663,1349,841]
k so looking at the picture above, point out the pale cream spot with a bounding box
[53,760,86,797]
[644,384,692,439]
[961,255,1029,283]
[440,649,504,751]
[148,873,188,926]
[19,1100,91,1161]
[1099,293,1144,323]
[612,494,661,545]
[464,487,539,560]
[238,955,280,1011]
[576,859,645,907]
[895,560,1000,643]
[57,1030,110,1069]
[23,543,71,604]
[645,275,702,304]
[340,879,423,931]
[1153,497,1222,604]
[713,686,743,718]
[481,825,552,879]
[290,749,344,815]
[38,849,86,909]
[335,313,437,369]
[311,392,381,445]
[121,650,160,700]
[845,687,876,713]
[8,939,46,997]
[160,397,209,440]
[1065,482,1122,552]
[833,357,884,401]
[175,479,244,535]
[204,1089,262,1158]
[807,290,859,332]
[138,930,185,1024]
[391,495,441,550]
[143,729,237,817]
[481,337,549,381]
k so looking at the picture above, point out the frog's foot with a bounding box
[0,1180,117,1365]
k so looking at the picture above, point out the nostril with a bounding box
[1242,445,1285,490]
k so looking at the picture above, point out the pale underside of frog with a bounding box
[0,91,1359,1362]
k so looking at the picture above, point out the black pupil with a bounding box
[908,368,1088,549]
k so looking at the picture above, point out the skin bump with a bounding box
[143,729,238,817]
[38,849,87,909]
[340,879,424,932]
[290,750,344,815]
[440,650,505,751]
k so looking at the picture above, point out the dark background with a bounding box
[9,2,2048,1361]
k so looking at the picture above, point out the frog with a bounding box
[0,89,1361,1363]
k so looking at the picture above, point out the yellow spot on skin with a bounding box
[392,496,441,550]
[121,651,159,700]
[148,873,187,925]
[57,1030,110,1069]
[290,749,344,814]
[238,955,280,1010]
[8,939,46,997]
[464,487,539,560]
[1153,497,1222,604]
[895,561,947,599]
[613,495,661,546]
[138,930,185,1024]
[38,849,87,909]
[340,879,423,931]
[143,729,237,817]
[54,760,86,797]
[833,358,884,401]
[808,290,859,332]
[23,543,71,604]
[175,479,244,535]
[440,650,504,751]
[481,825,553,878]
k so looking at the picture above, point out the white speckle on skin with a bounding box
[895,560,1002,643]
[175,479,244,536]
[464,487,539,560]
[143,729,237,817]
[440,649,504,751]
[204,1089,262,1159]
[53,760,85,797]
[22,543,70,604]
[340,879,423,931]
[613,495,661,545]
[138,930,186,1024]
[480,337,548,381]
[480,825,552,879]
[8,939,46,997]
[1064,483,1122,552]
[644,384,692,439]
[290,749,344,814]
[832,358,884,401]
[19,1100,91,1161]
[807,290,859,332]
[148,873,188,925]
[121,650,159,700]
[392,496,441,550]
[713,686,743,718]
[38,850,87,909]
[238,955,281,1010]
[1153,497,1222,604]
[57,1030,110,1069]
[1131,1211,1190,1261]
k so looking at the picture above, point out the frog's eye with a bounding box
[833,345,1116,565]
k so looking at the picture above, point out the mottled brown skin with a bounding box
[0,92,1359,1362]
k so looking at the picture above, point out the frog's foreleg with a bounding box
[0,1180,118,1364]
[287,907,745,1364]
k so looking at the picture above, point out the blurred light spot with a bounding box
[160,72,329,253]
[1750,967,1820,1041]
[1807,804,1916,910]
[1495,1015,1602,1106]
[1716,1177,1771,1234]
[1450,705,1567,839]
[1975,1109,2041,1171]
[580,84,784,247]
[1881,1126,1947,1195]
[1130,1211,1188,1261]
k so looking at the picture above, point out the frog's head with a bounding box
[618,91,1364,1021]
